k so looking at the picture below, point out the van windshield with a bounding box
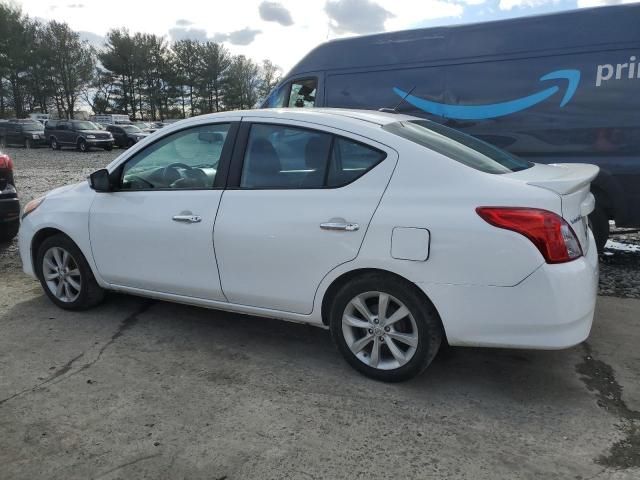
[383,120,532,174]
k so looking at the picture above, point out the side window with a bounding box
[120,123,230,190]
[327,137,386,187]
[241,124,331,188]
[288,79,317,108]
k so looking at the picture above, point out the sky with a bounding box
[13,0,640,73]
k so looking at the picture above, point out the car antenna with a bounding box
[378,86,416,114]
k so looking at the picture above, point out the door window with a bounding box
[241,124,331,188]
[240,124,385,189]
[327,137,386,187]
[120,123,230,190]
[288,79,317,108]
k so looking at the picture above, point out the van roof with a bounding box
[286,4,640,77]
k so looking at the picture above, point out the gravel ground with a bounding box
[1,146,639,298]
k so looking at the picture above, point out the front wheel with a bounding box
[78,139,89,152]
[103,145,113,151]
[24,138,32,149]
[50,137,61,150]
[329,273,442,382]
[0,137,6,148]
[36,234,105,310]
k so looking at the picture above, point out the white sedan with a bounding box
[19,109,599,382]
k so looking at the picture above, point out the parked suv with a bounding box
[0,120,47,148]
[0,150,19,242]
[106,124,149,148]
[45,120,114,152]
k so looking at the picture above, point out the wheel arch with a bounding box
[31,227,69,273]
[319,267,447,342]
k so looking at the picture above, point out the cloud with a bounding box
[213,27,262,45]
[325,0,394,34]
[175,19,194,27]
[498,0,559,9]
[259,1,294,26]
[168,27,208,42]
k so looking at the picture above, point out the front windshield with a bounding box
[122,125,143,133]
[73,121,98,130]
[22,122,42,131]
[383,120,532,174]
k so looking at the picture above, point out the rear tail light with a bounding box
[0,153,13,170]
[476,207,583,264]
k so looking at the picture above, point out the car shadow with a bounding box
[1,289,588,414]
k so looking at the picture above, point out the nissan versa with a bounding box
[18,109,599,382]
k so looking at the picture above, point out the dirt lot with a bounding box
[1,146,639,479]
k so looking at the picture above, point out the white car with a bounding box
[19,109,599,382]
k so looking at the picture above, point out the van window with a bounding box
[383,120,532,174]
[288,79,317,108]
[264,84,288,108]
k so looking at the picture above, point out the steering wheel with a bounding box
[162,162,193,185]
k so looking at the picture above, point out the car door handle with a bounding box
[172,214,202,223]
[320,222,359,231]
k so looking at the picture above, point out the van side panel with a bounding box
[324,48,640,225]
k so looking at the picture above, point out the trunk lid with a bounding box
[507,163,599,252]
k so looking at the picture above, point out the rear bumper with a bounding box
[0,197,20,223]
[420,229,599,349]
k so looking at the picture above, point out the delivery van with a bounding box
[262,4,640,251]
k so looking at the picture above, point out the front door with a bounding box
[89,121,237,301]
[214,120,397,314]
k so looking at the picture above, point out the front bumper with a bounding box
[0,197,20,224]
[86,139,114,147]
[421,229,599,349]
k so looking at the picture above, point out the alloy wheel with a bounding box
[342,291,419,370]
[42,246,82,303]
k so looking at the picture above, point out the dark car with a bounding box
[45,120,114,152]
[262,4,640,251]
[0,120,47,149]
[106,124,150,148]
[0,150,19,242]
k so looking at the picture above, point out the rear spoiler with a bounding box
[526,163,599,195]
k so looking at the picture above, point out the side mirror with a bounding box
[89,169,111,192]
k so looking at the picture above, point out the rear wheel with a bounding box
[589,205,609,253]
[36,234,105,310]
[329,273,442,382]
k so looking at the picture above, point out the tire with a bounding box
[35,234,105,310]
[78,139,89,152]
[50,137,61,150]
[0,220,19,242]
[589,205,609,253]
[127,139,135,148]
[0,137,6,148]
[24,138,32,149]
[104,145,113,151]
[329,273,442,382]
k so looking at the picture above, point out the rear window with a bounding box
[383,120,532,174]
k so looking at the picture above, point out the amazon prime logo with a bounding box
[596,56,639,86]
[393,69,581,120]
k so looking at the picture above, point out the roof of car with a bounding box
[187,108,417,129]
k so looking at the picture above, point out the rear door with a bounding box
[214,119,397,314]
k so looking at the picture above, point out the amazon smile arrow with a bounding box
[393,69,581,120]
